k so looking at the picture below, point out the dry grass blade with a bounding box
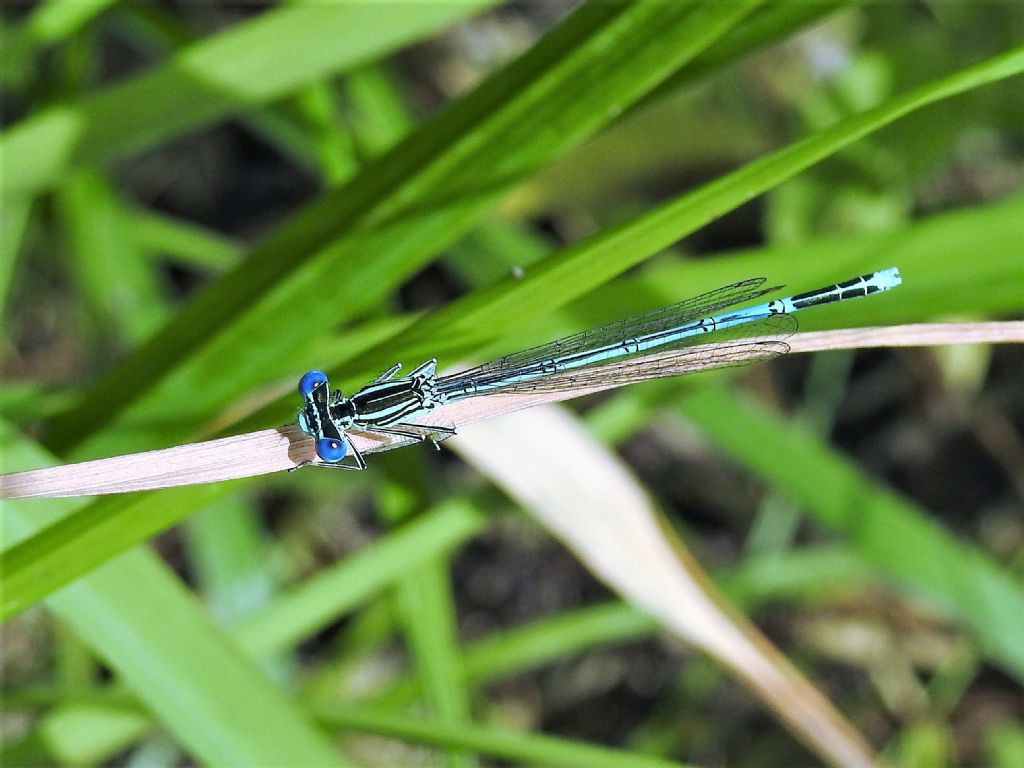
[2,321,1021,499]
[1,427,301,498]
[786,321,1024,353]
[449,405,878,767]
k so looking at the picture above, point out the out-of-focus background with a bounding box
[2,2,1022,766]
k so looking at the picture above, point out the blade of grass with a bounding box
[0,0,115,86]
[293,81,361,186]
[0,198,32,319]
[34,704,152,766]
[637,0,864,110]
[183,493,290,684]
[594,195,1024,329]
[430,196,1024,380]
[232,500,484,657]
[449,406,878,767]
[56,170,168,343]
[183,493,275,626]
[368,46,1024,377]
[986,724,1024,768]
[1,1,497,197]
[0,424,348,766]
[376,472,474,768]
[455,603,654,702]
[127,206,244,273]
[46,0,766,453]
[378,546,872,708]
[312,706,688,768]
[0,473,236,617]
[395,558,474,768]
[344,62,413,156]
[4,190,1020,613]
[12,0,113,46]
[674,386,1024,681]
[5,687,689,768]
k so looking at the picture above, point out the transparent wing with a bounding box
[442,313,795,396]
[438,279,790,397]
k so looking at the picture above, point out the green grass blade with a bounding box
[56,170,168,343]
[381,548,871,707]
[380,46,1024,371]
[127,206,244,272]
[3,686,687,768]
[4,194,1019,618]
[376,471,474,761]
[183,494,275,625]
[0,198,32,319]
[1,0,115,86]
[232,500,484,657]
[0,423,348,766]
[292,82,360,186]
[44,0,765,452]
[678,386,1024,681]
[986,724,1024,768]
[1,1,497,197]
[635,1,862,113]
[395,558,475,768]
[567,195,1024,336]
[16,0,113,45]
[463,603,655,685]
[0,482,233,620]
[312,706,687,768]
[343,63,413,155]
[25,703,153,765]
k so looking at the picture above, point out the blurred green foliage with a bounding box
[2,2,1022,766]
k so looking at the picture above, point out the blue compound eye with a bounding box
[299,370,329,398]
[316,437,348,463]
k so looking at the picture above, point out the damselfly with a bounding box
[295,267,902,469]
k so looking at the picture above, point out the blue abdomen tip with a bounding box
[874,267,902,290]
